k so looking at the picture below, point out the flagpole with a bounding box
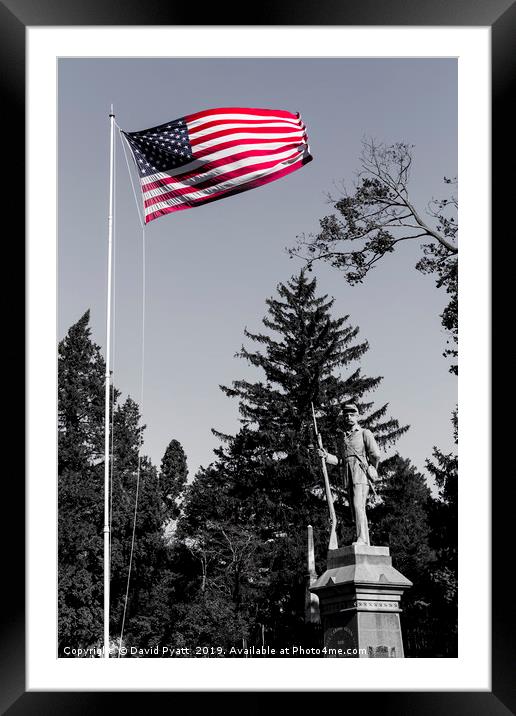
[103,104,115,659]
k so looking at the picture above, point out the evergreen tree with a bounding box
[58,310,106,470]
[218,270,407,549]
[58,311,107,650]
[367,448,458,657]
[175,271,408,649]
[425,409,458,656]
[222,270,406,450]
[369,454,433,575]
[170,431,274,649]
[58,312,174,655]
[104,397,173,650]
[160,439,189,519]
[368,454,437,656]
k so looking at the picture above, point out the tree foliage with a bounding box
[424,410,458,655]
[59,293,457,656]
[370,454,433,576]
[58,311,106,650]
[160,439,189,519]
[288,140,458,373]
[369,452,457,657]
[221,269,407,448]
[58,312,188,654]
[173,271,408,647]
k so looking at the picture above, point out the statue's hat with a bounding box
[342,402,359,414]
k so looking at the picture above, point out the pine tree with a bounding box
[176,271,408,649]
[369,454,433,574]
[368,454,437,656]
[58,310,106,470]
[108,397,171,649]
[221,270,406,450]
[160,439,189,519]
[58,312,174,654]
[218,270,407,546]
[425,409,458,656]
[58,311,107,650]
[170,431,273,649]
[368,448,458,657]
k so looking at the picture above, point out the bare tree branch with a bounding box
[287,139,458,374]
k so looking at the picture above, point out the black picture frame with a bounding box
[8,0,512,711]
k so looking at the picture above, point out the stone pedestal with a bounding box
[309,544,412,658]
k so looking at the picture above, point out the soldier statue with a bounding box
[318,403,380,546]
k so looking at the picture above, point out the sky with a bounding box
[58,58,457,487]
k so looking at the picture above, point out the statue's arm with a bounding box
[325,451,339,466]
[363,429,381,468]
[318,447,339,466]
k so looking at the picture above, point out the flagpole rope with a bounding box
[118,224,146,655]
[116,123,145,229]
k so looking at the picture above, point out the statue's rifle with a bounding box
[311,402,338,550]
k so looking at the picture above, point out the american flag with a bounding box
[122,107,312,224]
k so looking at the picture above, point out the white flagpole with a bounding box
[103,105,115,658]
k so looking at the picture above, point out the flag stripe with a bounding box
[143,148,303,207]
[185,106,299,123]
[140,140,303,188]
[187,119,303,137]
[142,144,304,195]
[145,152,306,213]
[190,127,303,149]
[187,113,301,132]
[144,155,312,223]
[188,121,303,141]
[143,149,310,216]
[141,147,310,219]
[192,135,305,161]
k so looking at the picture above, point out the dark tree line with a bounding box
[59,271,457,656]
[58,312,187,654]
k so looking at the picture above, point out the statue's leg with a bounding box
[353,484,370,545]
[363,484,370,545]
[347,486,355,524]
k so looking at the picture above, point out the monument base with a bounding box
[309,544,412,658]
